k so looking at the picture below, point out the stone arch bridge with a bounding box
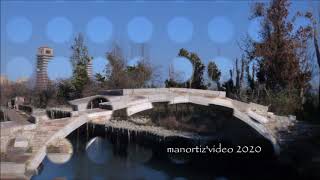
[0,88,294,179]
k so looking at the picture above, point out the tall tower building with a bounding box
[86,59,93,79]
[36,46,53,90]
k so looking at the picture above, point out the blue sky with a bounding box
[1,0,319,86]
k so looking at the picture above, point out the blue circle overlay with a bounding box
[6,17,32,43]
[48,56,72,80]
[127,17,153,43]
[128,56,142,67]
[208,17,234,43]
[86,137,111,164]
[248,17,264,43]
[47,17,73,43]
[167,17,193,43]
[211,56,233,81]
[6,57,33,81]
[86,17,113,43]
[93,56,108,74]
[172,57,193,83]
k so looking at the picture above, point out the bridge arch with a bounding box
[87,96,109,109]
[123,100,279,154]
[68,88,279,153]
[27,88,284,175]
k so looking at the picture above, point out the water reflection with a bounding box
[127,144,153,163]
[173,177,188,180]
[32,101,306,180]
[168,153,189,165]
[46,138,73,164]
[215,177,228,180]
[86,137,112,164]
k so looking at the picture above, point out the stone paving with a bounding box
[1,114,86,179]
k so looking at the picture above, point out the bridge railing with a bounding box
[120,88,226,98]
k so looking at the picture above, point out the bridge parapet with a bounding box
[31,109,48,123]
[249,102,269,113]
[168,88,226,98]
[69,89,271,126]
[99,88,226,98]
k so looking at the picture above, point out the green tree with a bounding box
[32,87,56,108]
[165,79,185,88]
[179,48,206,89]
[165,48,207,89]
[207,61,221,89]
[70,34,91,97]
[126,61,152,88]
[95,73,106,84]
[222,70,235,98]
[56,80,74,103]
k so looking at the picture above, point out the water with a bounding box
[32,103,320,180]
[30,124,302,180]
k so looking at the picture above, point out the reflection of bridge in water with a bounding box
[0,88,295,179]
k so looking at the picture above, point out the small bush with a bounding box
[267,90,302,116]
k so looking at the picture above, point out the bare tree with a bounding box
[296,4,320,107]
[100,44,155,89]
[240,0,314,114]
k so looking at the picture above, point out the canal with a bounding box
[32,103,318,180]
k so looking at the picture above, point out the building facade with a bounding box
[0,75,10,86]
[86,60,93,79]
[36,47,53,90]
